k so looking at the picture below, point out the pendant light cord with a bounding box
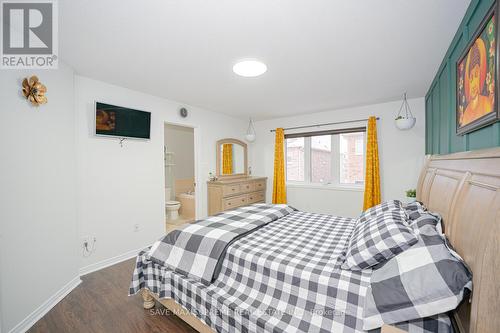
[247,118,256,135]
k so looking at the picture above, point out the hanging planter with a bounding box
[395,117,416,130]
[395,93,416,130]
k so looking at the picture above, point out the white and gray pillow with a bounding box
[404,201,443,234]
[341,209,418,271]
[363,222,472,330]
[358,200,404,224]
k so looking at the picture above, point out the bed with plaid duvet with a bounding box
[148,204,296,285]
[130,207,452,333]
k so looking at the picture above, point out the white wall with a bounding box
[251,98,426,217]
[0,63,80,332]
[164,124,195,187]
[75,76,247,270]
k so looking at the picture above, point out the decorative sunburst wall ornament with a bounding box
[22,76,47,106]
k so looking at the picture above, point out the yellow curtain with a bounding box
[272,128,287,204]
[363,116,381,211]
[222,144,233,174]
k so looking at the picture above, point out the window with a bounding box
[285,129,365,187]
[339,133,365,185]
[311,135,332,183]
[285,137,304,181]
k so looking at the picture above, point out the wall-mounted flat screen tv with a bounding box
[95,102,151,139]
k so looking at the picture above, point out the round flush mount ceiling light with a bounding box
[233,59,267,77]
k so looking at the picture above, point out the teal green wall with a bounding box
[425,0,500,154]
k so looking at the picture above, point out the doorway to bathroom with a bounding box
[164,122,197,232]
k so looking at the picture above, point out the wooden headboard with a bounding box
[416,147,500,333]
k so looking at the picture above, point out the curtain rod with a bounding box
[269,117,380,132]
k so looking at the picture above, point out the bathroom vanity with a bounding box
[207,138,267,215]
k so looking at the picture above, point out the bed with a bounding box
[130,147,500,333]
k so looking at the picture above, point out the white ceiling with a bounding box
[60,0,470,120]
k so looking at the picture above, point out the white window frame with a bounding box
[285,131,365,191]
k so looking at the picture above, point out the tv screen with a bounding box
[95,102,151,139]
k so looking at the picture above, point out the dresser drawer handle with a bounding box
[228,202,232,205]
[241,199,245,202]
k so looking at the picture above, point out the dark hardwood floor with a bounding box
[29,258,197,333]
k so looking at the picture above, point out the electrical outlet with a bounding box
[133,224,140,232]
[82,236,96,257]
[82,236,90,248]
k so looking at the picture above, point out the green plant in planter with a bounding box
[405,189,416,198]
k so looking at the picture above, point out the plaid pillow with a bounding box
[404,201,443,234]
[358,200,404,224]
[342,209,418,271]
[404,201,426,219]
[363,223,472,330]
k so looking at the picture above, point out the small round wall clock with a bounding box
[180,107,188,118]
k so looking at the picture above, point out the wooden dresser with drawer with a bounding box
[207,176,267,215]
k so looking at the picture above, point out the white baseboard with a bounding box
[7,247,148,333]
[8,276,81,333]
[79,246,147,276]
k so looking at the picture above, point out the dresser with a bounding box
[207,176,267,215]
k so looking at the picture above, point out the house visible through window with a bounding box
[285,128,365,187]
[285,137,304,181]
[311,135,332,183]
[340,132,365,185]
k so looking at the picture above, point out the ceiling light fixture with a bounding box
[233,60,267,77]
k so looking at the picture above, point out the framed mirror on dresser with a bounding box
[208,138,267,215]
[216,138,248,179]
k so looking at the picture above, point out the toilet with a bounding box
[165,187,181,220]
[166,201,181,220]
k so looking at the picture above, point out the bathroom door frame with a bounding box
[163,121,201,221]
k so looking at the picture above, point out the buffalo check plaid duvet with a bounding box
[148,204,296,285]
[130,209,452,333]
